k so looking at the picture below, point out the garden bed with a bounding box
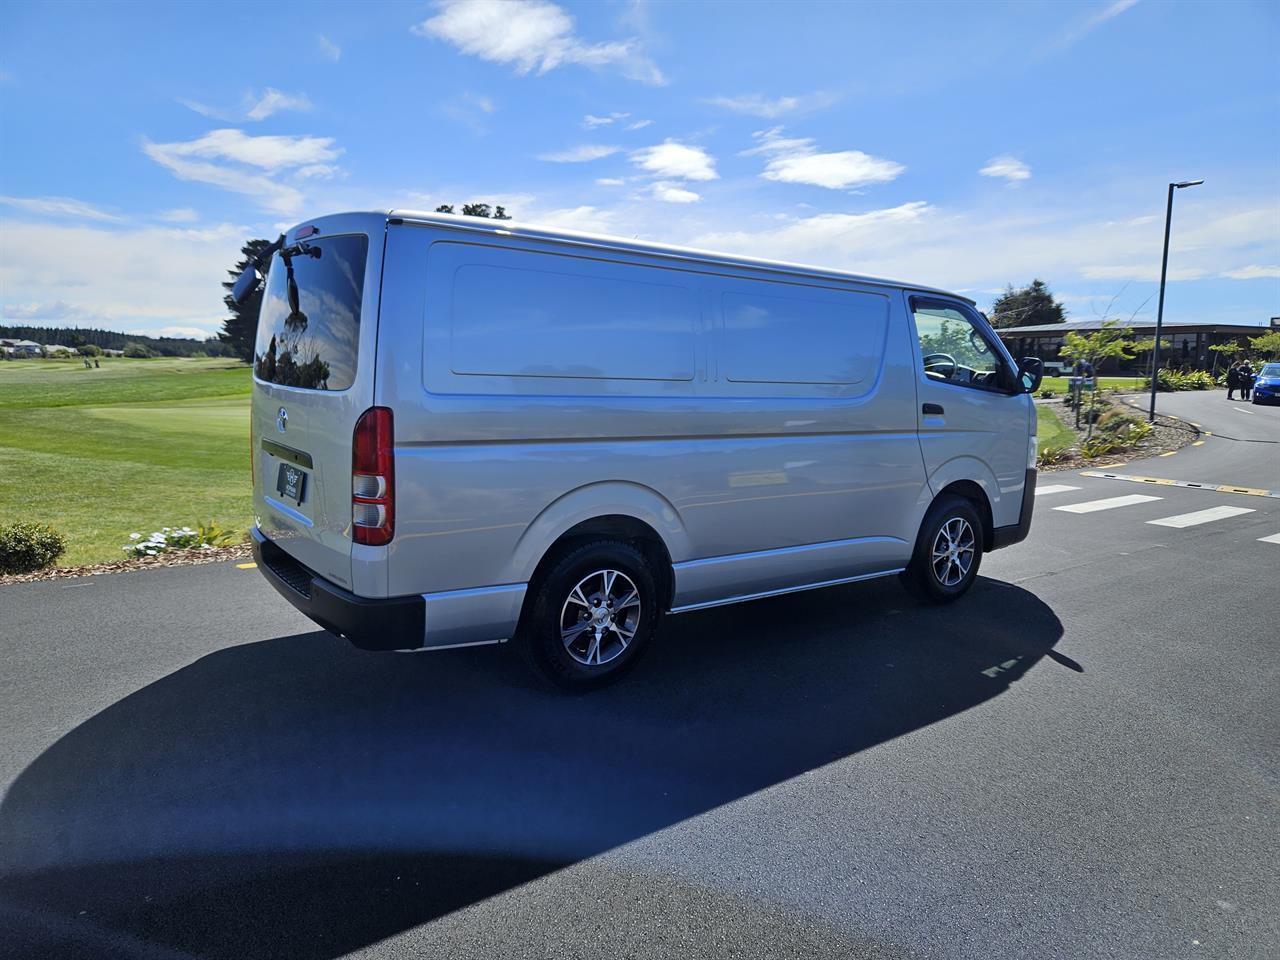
[0,541,253,585]
[1037,394,1198,472]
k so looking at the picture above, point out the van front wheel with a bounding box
[900,494,983,604]
[519,540,660,690]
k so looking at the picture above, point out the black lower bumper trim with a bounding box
[991,468,1036,550]
[253,533,424,651]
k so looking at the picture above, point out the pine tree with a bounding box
[220,239,274,361]
[989,279,1067,329]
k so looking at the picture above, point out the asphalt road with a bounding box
[2,390,1276,960]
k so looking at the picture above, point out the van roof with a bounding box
[374,209,975,305]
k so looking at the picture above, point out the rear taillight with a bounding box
[352,407,394,545]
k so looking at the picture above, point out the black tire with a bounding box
[518,539,661,691]
[899,494,984,604]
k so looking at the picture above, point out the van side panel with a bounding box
[377,226,929,609]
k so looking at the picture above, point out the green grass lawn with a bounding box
[0,358,253,566]
[1040,375,1146,394]
[1036,404,1076,454]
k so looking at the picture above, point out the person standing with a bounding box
[1226,362,1239,400]
[1240,360,1255,401]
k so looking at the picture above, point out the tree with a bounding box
[435,203,512,219]
[76,343,102,357]
[1249,329,1280,359]
[1059,320,1138,437]
[220,238,274,362]
[989,279,1067,329]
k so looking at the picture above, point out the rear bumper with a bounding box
[252,529,425,651]
[991,469,1036,550]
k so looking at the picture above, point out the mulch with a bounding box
[0,542,254,586]
[1039,395,1200,473]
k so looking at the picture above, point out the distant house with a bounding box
[0,338,43,357]
[102,348,125,357]
[42,343,75,354]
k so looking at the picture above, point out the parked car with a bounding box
[1252,362,1280,405]
[1041,360,1070,377]
[237,211,1043,689]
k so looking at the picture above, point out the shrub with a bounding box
[1039,389,1055,399]
[1144,368,1216,392]
[77,344,102,357]
[122,342,153,358]
[1080,436,1118,458]
[0,521,68,574]
[1038,446,1070,466]
[1096,409,1142,435]
[122,521,237,558]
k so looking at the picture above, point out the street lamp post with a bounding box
[1148,179,1204,422]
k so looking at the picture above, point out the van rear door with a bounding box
[251,222,382,595]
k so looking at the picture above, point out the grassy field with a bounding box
[0,358,252,566]
[1040,375,1146,394]
[1036,404,1076,454]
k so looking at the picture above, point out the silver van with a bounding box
[237,211,1043,689]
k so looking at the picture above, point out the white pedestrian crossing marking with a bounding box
[1035,484,1081,497]
[1054,494,1162,514]
[1146,505,1256,528]
[1258,533,1280,545]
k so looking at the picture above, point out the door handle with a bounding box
[922,403,945,415]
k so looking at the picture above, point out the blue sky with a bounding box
[1,0,1276,339]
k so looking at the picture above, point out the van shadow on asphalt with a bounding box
[1,576,1065,959]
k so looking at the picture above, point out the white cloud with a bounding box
[694,202,934,268]
[537,144,621,163]
[595,177,626,186]
[705,94,800,118]
[413,0,665,84]
[625,119,653,131]
[244,88,312,121]
[0,219,248,336]
[630,140,718,181]
[1220,265,1280,280]
[0,195,122,222]
[651,182,700,204]
[529,205,618,232]
[317,35,342,61]
[584,112,628,128]
[295,164,341,180]
[980,155,1031,183]
[745,127,904,191]
[156,207,199,223]
[144,129,338,172]
[157,325,217,339]
[177,98,229,121]
[1053,0,1140,51]
[142,129,341,214]
[466,92,496,113]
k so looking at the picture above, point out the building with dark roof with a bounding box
[995,319,1272,374]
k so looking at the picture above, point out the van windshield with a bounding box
[253,234,368,391]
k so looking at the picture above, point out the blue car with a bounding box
[1253,362,1280,405]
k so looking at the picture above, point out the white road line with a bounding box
[1146,505,1256,528]
[1259,533,1280,545]
[1054,494,1163,514]
[1232,407,1255,415]
[1035,484,1082,497]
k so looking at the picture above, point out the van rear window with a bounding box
[253,234,367,391]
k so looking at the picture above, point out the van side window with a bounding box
[721,287,888,386]
[910,301,1006,392]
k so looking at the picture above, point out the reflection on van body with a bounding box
[245,211,1040,688]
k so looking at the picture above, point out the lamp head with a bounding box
[1173,179,1204,189]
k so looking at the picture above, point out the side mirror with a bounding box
[1017,357,1043,394]
[231,266,261,305]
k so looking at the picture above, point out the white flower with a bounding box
[130,533,141,540]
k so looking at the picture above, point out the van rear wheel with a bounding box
[519,540,660,691]
[900,494,983,604]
